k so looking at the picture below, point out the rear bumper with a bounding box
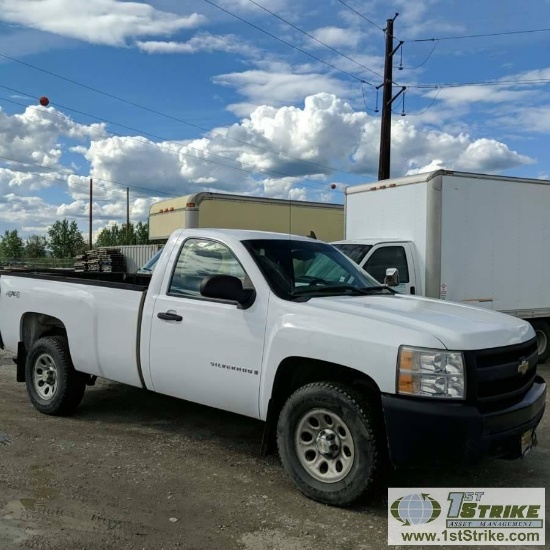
[381,375,546,468]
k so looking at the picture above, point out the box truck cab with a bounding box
[332,170,550,362]
[332,239,419,296]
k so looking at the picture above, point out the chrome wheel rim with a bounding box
[33,353,58,401]
[536,329,547,356]
[295,408,355,483]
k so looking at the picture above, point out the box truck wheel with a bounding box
[276,381,384,507]
[25,336,86,415]
[530,320,550,363]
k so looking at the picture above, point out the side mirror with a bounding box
[200,275,255,309]
[384,267,400,287]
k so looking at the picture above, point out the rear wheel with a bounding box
[530,320,550,363]
[277,382,385,507]
[25,336,86,415]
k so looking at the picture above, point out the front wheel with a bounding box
[25,336,86,415]
[277,382,385,507]
[530,320,550,363]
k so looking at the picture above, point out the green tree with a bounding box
[48,220,86,258]
[25,235,48,258]
[96,224,122,247]
[0,229,24,261]
[96,222,150,247]
[134,221,150,244]
[121,223,136,245]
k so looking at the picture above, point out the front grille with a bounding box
[465,337,538,410]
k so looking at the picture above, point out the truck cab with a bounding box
[332,239,419,295]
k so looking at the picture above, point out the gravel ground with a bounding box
[0,349,548,550]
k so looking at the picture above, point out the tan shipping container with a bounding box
[149,193,344,242]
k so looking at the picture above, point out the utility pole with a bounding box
[89,177,93,250]
[126,187,130,243]
[378,14,406,181]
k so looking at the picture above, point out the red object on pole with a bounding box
[330,183,337,190]
[39,96,49,106]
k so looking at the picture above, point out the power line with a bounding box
[411,78,550,89]
[414,27,550,42]
[360,81,379,114]
[391,88,443,116]
[200,0,367,82]
[334,0,385,32]
[244,0,383,81]
[0,52,369,179]
[0,88,352,193]
[396,40,439,70]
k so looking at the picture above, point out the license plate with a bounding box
[521,429,535,457]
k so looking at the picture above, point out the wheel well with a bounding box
[21,312,67,350]
[17,313,68,382]
[260,357,383,455]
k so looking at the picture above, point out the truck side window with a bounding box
[169,239,248,298]
[364,246,410,284]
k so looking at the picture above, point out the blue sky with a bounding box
[0,0,549,239]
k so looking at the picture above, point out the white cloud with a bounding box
[349,112,533,175]
[0,105,105,171]
[137,32,257,55]
[0,194,58,229]
[76,92,533,198]
[0,168,60,196]
[456,139,535,171]
[0,0,205,46]
[425,86,532,107]
[218,0,289,13]
[310,26,362,48]
[56,196,155,222]
[392,0,465,38]
[0,93,536,238]
[213,68,350,116]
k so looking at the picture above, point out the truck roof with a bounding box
[150,192,343,215]
[346,169,550,195]
[176,228,317,242]
[331,238,410,246]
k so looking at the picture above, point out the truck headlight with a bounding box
[397,346,465,399]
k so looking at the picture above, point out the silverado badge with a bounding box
[517,359,529,376]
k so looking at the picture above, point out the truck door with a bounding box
[148,237,268,419]
[360,243,417,294]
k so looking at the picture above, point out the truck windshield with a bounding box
[242,239,388,300]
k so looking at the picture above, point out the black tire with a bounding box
[25,336,86,416]
[530,320,550,363]
[277,381,385,507]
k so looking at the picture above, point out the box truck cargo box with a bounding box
[149,192,344,243]
[332,170,550,360]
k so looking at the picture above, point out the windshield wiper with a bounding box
[291,285,395,299]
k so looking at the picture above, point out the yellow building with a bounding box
[149,192,344,242]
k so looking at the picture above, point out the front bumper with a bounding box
[381,375,546,468]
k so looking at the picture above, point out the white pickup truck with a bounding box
[0,228,546,507]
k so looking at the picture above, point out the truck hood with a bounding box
[306,293,533,350]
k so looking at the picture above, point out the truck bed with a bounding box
[0,271,148,388]
[0,269,152,290]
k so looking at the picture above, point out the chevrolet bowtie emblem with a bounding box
[517,359,529,376]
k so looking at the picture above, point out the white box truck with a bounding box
[332,170,550,361]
